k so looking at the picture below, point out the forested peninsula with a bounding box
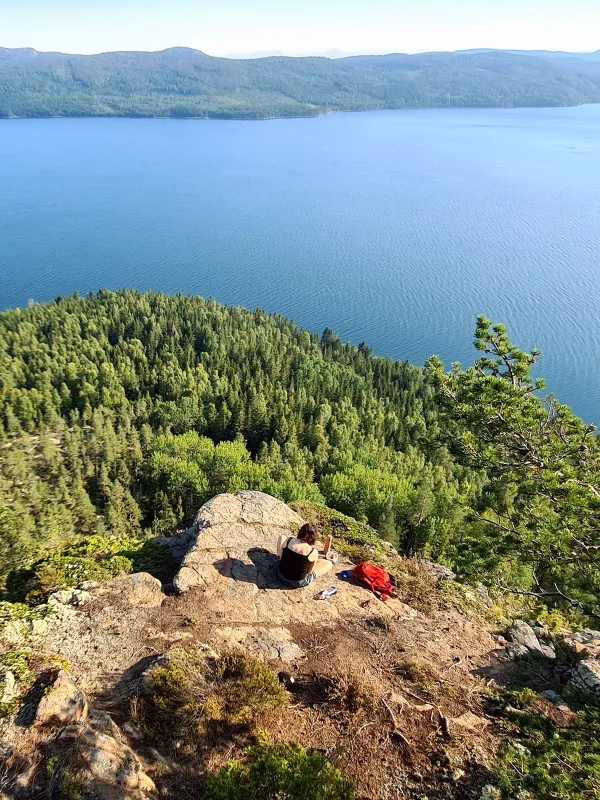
[1,46,600,118]
[0,290,598,627]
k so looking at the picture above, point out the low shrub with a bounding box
[331,673,379,714]
[205,733,355,800]
[392,559,437,612]
[140,648,286,745]
[494,692,600,800]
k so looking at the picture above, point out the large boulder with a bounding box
[35,670,88,727]
[506,620,556,659]
[173,491,304,594]
[94,572,164,608]
[170,491,417,644]
[507,620,542,652]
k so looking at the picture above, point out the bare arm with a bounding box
[277,534,288,557]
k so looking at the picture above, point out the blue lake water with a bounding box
[1,106,599,421]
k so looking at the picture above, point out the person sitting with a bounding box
[276,523,333,588]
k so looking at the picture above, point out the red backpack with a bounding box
[353,562,394,601]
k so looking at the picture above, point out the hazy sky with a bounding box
[2,0,599,56]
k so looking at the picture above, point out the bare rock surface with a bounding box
[34,669,88,727]
[48,588,92,607]
[173,491,417,629]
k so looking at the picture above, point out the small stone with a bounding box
[473,582,493,608]
[450,711,490,732]
[26,618,49,636]
[89,710,122,738]
[1,672,18,705]
[96,573,164,608]
[479,786,502,800]
[507,620,542,652]
[35,670,88,727]
[539,643,556,660]
[48,589,91,607]
[422,562,456,583]
[540,690,570,712]
[80,580,100,591]
[452,768,466,782]
[55,724,156,796]
[507,643,530,660]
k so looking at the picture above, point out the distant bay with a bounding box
[0,106,599,421]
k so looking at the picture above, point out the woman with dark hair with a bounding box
[276,523,333,588]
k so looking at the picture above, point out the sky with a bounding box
[1,0,599,57]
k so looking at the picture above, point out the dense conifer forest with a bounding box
[1,47,600,118]
[0,291,598,622]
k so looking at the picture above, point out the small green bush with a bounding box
[0,650,33,717]
[205,734,355,800]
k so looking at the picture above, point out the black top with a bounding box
[279,538,317,582]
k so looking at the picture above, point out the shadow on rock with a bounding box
[213,547,297,591]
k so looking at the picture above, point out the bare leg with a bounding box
[312,559,333,579]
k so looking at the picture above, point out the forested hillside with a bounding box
[0,292,598,623]
[1,47,600,118]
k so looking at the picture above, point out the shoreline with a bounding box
[1,102,599,123]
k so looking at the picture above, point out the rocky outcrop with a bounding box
[171,491,417,631]
[55,722,156,799]
[563,629,600,658]
[174,491,304,594]
[34,670,88,727]
[569,657,600,697]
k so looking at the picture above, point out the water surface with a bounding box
[1,106,599,420]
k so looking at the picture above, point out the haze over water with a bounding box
[1,106,599,421]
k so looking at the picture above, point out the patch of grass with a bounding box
[140,648,286,747]
[395,658,440,691]
[0,600,52,636]
[364,615,391,632]
[4,535,174,604]
[493,690,600,800]
[0,651,32,681]
[205,732,355,800]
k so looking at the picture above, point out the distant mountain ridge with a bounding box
[1,45,599,119]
